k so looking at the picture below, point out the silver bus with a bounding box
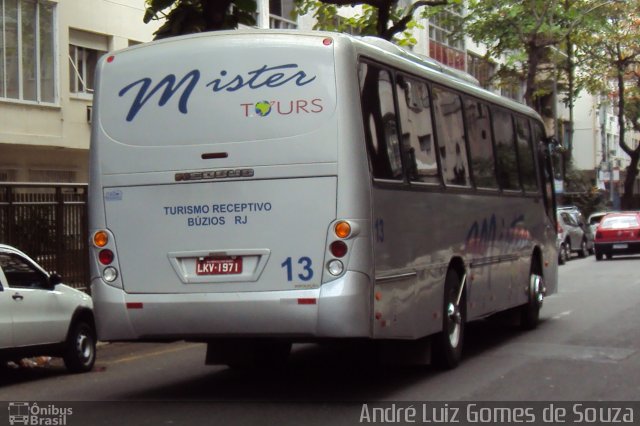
[89,30,558,368]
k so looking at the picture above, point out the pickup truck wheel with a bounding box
[63,321,96,373]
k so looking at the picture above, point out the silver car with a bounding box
[557,209,594,261]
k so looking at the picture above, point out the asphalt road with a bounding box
[1,254,639,425]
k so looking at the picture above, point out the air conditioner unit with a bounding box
[87,105,93,124]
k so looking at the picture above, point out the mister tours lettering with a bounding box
[118,64,316,121]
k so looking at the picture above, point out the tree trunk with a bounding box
[524,41,543,108]
[377,2,392,40]
[622,154,640,209]
[615,44,639,209]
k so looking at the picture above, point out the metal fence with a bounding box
[0,183,89,290]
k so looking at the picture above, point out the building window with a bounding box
[69,45,105,95]
[269,0,296,28]
[467,53,495,91]
[428,7,465,70]
[0,169,18,182]
[0,0,56,103]
[29,169,76,183]
[68,29,108,96]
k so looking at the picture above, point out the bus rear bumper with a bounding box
[91,271,373,341]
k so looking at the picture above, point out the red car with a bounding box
[594,212,640,260]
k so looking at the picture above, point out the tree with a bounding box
[464,0,596,109]
[294,0,453,44]
[143,0,257,40]
[574,1,640,209]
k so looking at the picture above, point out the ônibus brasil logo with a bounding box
[8,402,73,425]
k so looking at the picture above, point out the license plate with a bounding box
[196,256,242,275]
[613,244,628,250]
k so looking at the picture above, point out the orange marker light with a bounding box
[93,230,109,247]
[335,221,351,239]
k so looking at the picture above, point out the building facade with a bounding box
[0,0,160,183]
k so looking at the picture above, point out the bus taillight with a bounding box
[99,249,114,265]
[330,241,348,257]
[335,221,352,238]
[93,230,109,247]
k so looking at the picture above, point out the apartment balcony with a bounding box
[269,14,297,29]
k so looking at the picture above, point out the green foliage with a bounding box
[144,0,256,39]
[562,162,606,217]
[296,2,380,36]
[465,0,580,107]
[293,0,457,45]
[572,1,640,207]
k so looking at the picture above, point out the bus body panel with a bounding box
[92,271,372,340]
[103,177,337,294]
[370,187,556,339]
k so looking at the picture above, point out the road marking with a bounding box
[101,343,203,365]
[551,310,572,320]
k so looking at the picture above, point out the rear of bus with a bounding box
[89,31,373,345]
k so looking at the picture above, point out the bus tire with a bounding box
[432,268,465,369]
[520,269,544,330]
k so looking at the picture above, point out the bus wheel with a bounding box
[432,268,465,369]
[520,270,544,330]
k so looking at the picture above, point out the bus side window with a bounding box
[358,62,403,180]
[395,74,440,184]
[515,116,538,192]
[532,120,556,222]
[464,99,498,189]
[432,86,470,187]
[492,107,520,191]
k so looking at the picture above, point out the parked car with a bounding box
[557,220,569,265]
[588,211,616,236]
[594,212,640,260]
[557,209,593,260]
[0,244,96,373]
